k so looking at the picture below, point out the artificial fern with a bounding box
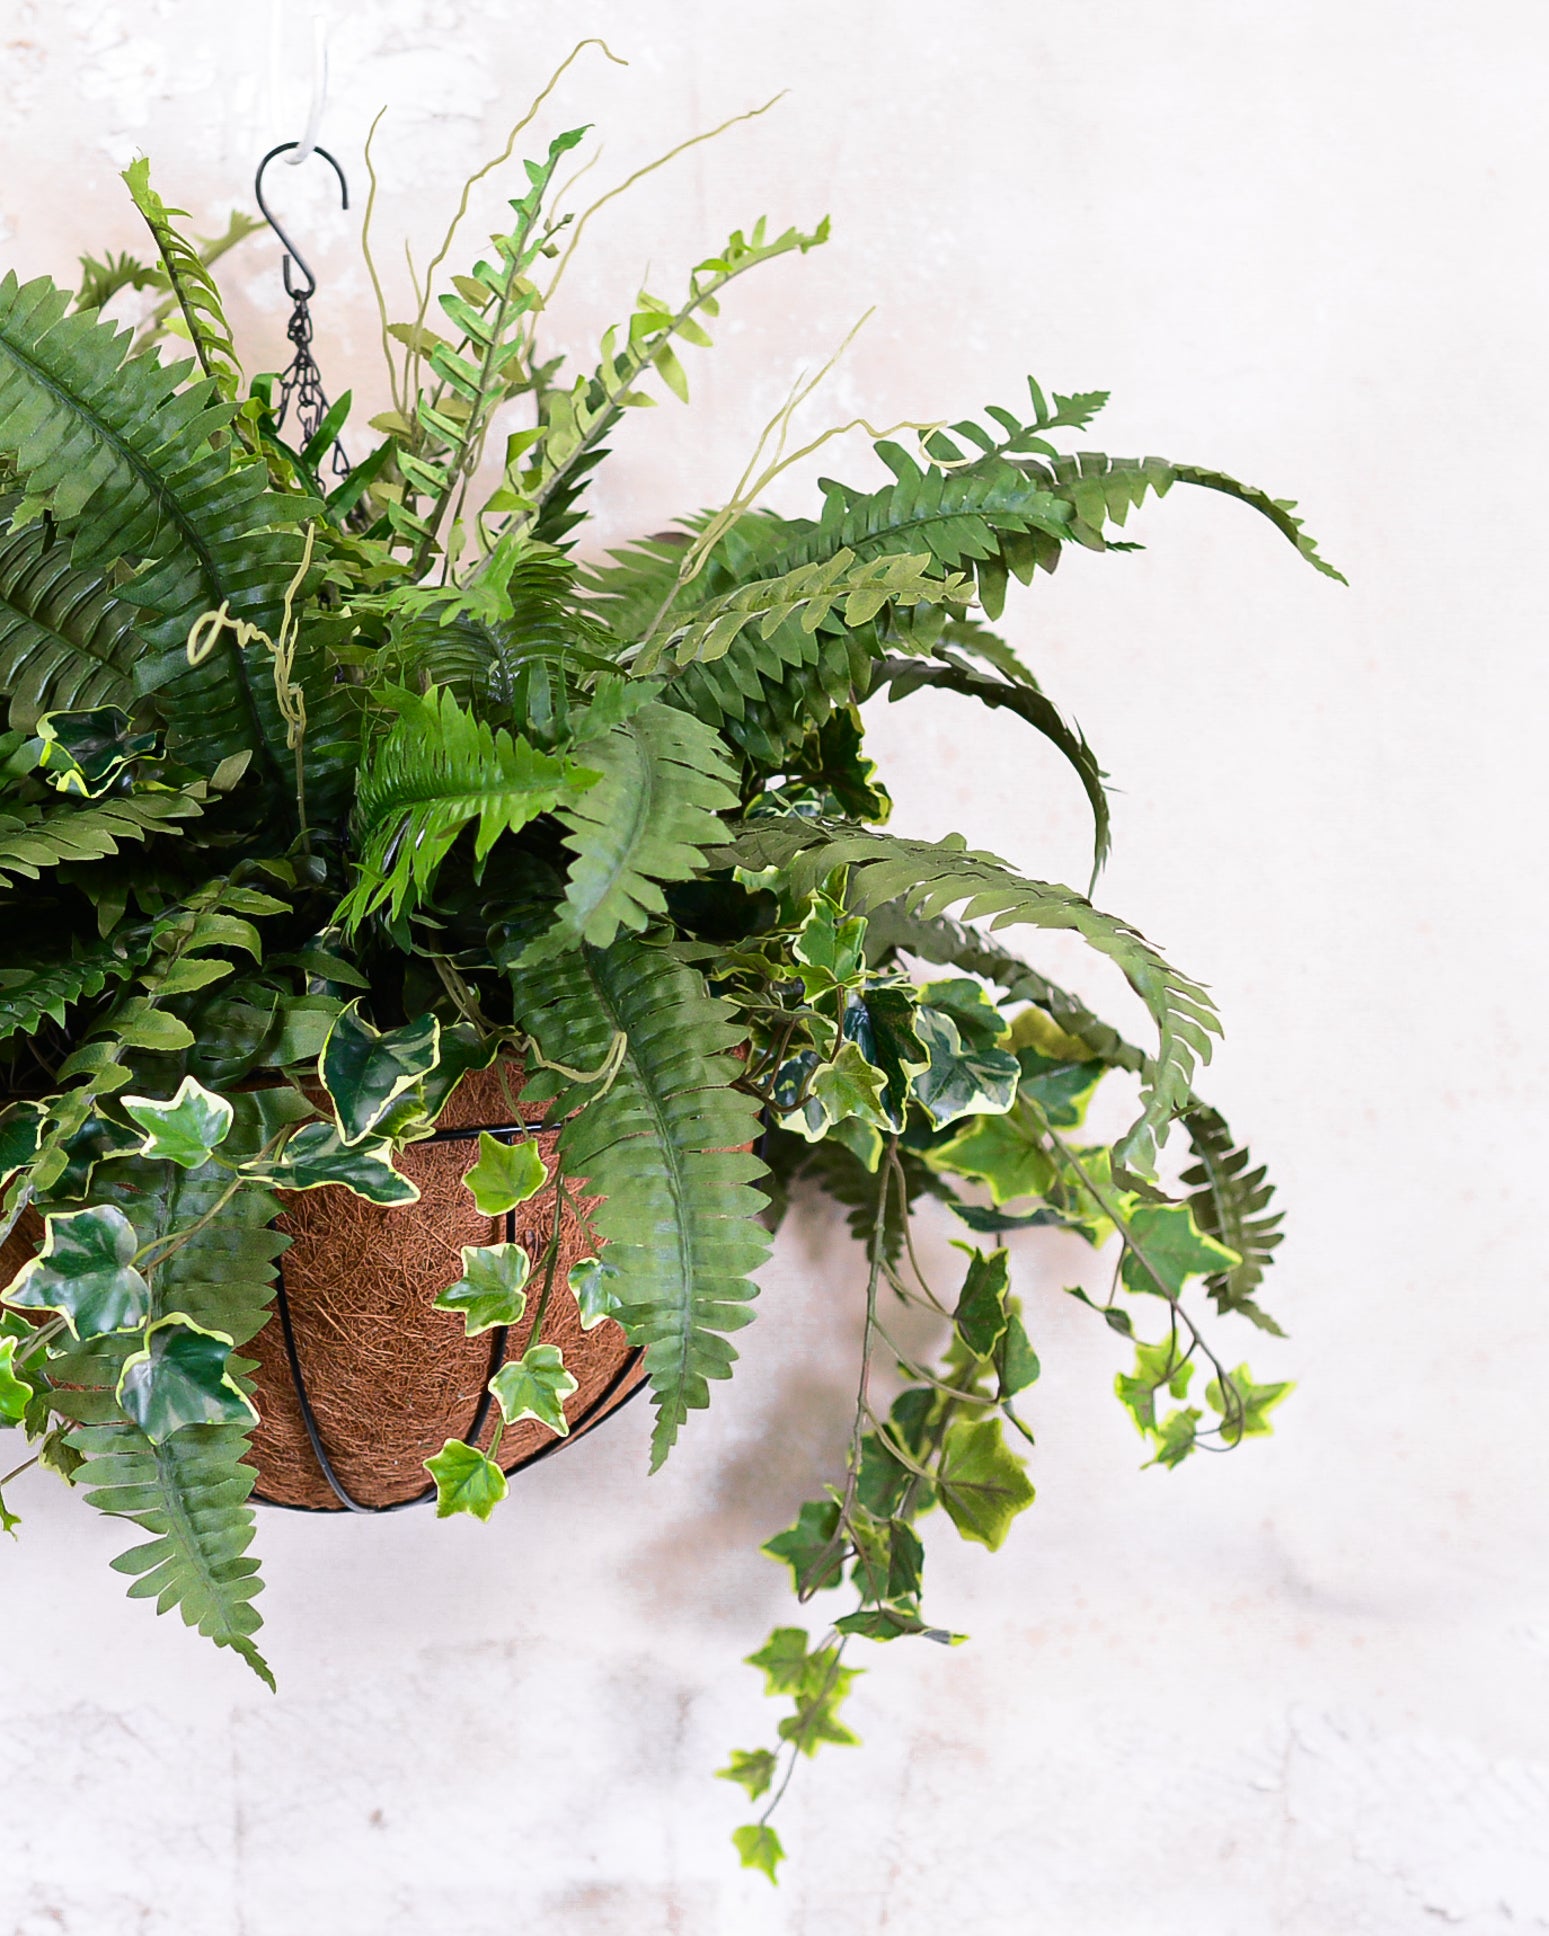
[121,159,246,405]
[526,700,742,958]
[0,510,139,730]
[0,786,205,884]
[1181,1105,1286,1330]
[506,934,769,1469]
[0,935,148,1042]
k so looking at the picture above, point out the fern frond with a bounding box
[121,159,244,404]
[526,701,740,959]
[873,654,1110,877]
[339,684,591,929]
[1169,465,1346,583]
[0,272,314,795]
[0,786,204,884]
[719,820,1217,1168]
[1180,1105,1286,1330]
[70,1419,271,1683]
[0,507,140,730]
[506,935,769,1468]
[638,547,968,674]
[0,933,149,1042]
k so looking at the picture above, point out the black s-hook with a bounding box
[253,142,351,473]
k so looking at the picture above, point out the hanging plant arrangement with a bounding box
[0,46,1337,1881]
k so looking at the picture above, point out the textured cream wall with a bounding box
[2,3,1546,1931]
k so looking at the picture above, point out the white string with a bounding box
[284,9,329,167]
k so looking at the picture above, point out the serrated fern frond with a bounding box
[0,507,140,730]
[0,272,316,797]
[70,1419,271,1684]
[1181,1105,1286,1331]
[525,700,740,960]
[0,933,150,1042]
[339,684,591,929]
[506,934,769,1469]
[0,786,204,884]
[121,159,245,404]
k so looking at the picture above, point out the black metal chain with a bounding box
[253,142,352,482]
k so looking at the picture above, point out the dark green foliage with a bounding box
[506,935,768,1468]
[0,511,140,730]
[1182,1105,1286,1332]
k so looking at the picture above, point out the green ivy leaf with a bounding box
[731,1823,784,1884]
[717,1748,777,1802]
[109,1003,196,1053]
[321,1005,441,1145]
[489,1343,577,1436]
[433,1243,530,1335]
[0,1100,47,1182]
[123,1076,235,1169]
[841,980,927,1128]
[3,1204,150,1338]
[746,1626,820,1696]
[269,1122,420,1205]
[910,1005,1020,1130]
[937,1418,1035,1550]
[918,978,1011,1053]
[568,1254,623,1330]
[848,1508,925,1608]
[1150,1407,1202,1466]
[115,1315,257,1444]
[0,1487,19,1536]
[1119,1202,1242,1299]
[763,1497,844,1595]
[779,1039,892,1142]
[1115,1336,1195,1435]
[424,1438,509,1520]
[834,1608,965,1643]
[0,1334,34,1423]
[793,892,867,996]
[1206,1363,1292,1446]
[463,1132,546,1216]
[927,1108,1055,1205]
[953,1244,1011,1358]
[997,1308,1041,1396]
[1065,1282,1134,1336]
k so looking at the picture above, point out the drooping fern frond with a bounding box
[339,685,592,929]
[121,159,245,404]
[872,654,1111,878]
[636,547,969,674]
[506,934,769,1469]
[0,508,140,730]
[0,786,205,884]
[718,819,1218,1170]
[69,1419,271,1684]
[1180,1104,1286,1331]
[0,934,150,1042]
[1168,464,1347,584]
[0,272,315,796]
[524,701,741,960]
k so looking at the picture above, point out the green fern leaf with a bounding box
[0,509,139,730]
[506,935,769,1469]
[720,820,1217,1170]
[1180,1105,1286,1330]
[0,786,204,883]
[120,159,245,404]
[0,271,315,797]
[69,1418,271,1683]
[0,933,150,1042]
[339,685,593,929]
[525,701,740,960]
[1168,463,1347,583]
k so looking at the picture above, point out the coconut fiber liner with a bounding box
[249,1062,644,1511]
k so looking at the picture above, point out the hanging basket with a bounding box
[248,1062,644,1512]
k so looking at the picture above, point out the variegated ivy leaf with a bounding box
[952,1243,1011,1358]
[792,893,867,998]
[1206,1363,1292,1447]
[3,1204,150,1338]
[36,706,157,796]
[270,1122,420,1206]
[568,1254,623,1330]
[116,1314,257,1444]
[0,1335,35,1424]
[123,1076,234,1169]
[321,1005,441,1146]
[424,1438,508,1520]
[926,1108,1055,1206]
[936,1418,1035,1551]
[1118,1202,1240,1299]
[841,980,927,1129]
[910,1006,1020,1131]
[716,1748,778,1802]
[489,1344,577,1436]
[463,1133,546,1217]
[433,1243,530,1336]
[732,1823,784,1884]
[778,1040,892,1143]
[0,1100,47,1182]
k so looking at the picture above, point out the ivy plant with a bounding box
[0,48,1329,1878]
